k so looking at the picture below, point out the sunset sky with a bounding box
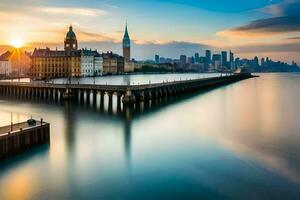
[0,0,299,63]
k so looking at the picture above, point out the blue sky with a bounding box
[0,0,299,63]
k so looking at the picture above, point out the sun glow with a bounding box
[10,38,24,48]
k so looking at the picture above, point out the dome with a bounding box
[66,26,76,39]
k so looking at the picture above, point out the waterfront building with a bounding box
[212,54,221,70]
[102,52,124,74]
[81,49,103,77]
[123,23,131,63]
[195,53,200,63]
[221,51,227,67]
[205,50,212,65]
[188,57,194,65]
[0,50,31,77]
[229,50,235,70]
[155,55,160,64]
[0,51,12,76]
[31,48,81,79]
[180,55,187,65]
[31,26,82,79]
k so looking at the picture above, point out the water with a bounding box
[0,73,299,199]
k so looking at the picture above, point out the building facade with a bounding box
[221,51,228,67]
[0,52,12,76]
[102,52,124,74]
[31,48,81,79]
[212,54,221,70]
[31,26,81,79]
[81,49,103,76]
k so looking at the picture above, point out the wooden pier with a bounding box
[0,120,50,160]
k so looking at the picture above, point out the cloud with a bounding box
[288,36,300,40]
[153,0,282,13]
[232,42,300,53]
[40,7,108,17]
[232,16,300,33]
[218,0,300,37]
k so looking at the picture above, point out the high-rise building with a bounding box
[212,54,221,69]
[221,51,227,67]
[180,55,187,65]
[122,23,131,63]
[229,50,234,70]
[155,55,160,64]
[64,25,78,51]
[195,53,200,63]
[188,57,193,65]
[261,58,265,67]
[205,50,212,65]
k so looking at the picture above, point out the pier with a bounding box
[0,74,256,107]
[0,120,50,160]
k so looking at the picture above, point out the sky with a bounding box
[0,0,299,63]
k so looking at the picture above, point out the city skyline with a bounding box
[0,0,299,63]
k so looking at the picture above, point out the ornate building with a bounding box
[31,26,81,79]
[122,23,131,63]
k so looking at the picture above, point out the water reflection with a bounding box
[0,74,300,199]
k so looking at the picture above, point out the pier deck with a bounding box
[0,120,50,160]
[0,74,257,106]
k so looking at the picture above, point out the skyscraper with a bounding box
[180,55,187,65]
[221,51,227,67]
[205,50,211,65]
[195,53,200,63]
[229,50,234,70]
[212,54,221,69]
[122,23,131,62]
[155,55,160,64]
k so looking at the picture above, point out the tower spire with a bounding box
[122,21,131,62]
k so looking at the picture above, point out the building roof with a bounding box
[66,26,76,40]
[122,23,131,48]
[32,48,81,57]
[0,51,12,61]
[81,49,101,57]
[102,51,123,59]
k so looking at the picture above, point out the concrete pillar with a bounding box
[99,91,105,111]
[79,90,84,103]
[93,90,97,106]
[86,90,90,104]
[116,92,123,112]
[108,91,114,113]
[122,90,136,105]
[144,90,151,105]
[62,88,75,101]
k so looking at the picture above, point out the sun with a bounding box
[10,38,24,48]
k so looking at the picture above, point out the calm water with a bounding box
[0,73,299,199]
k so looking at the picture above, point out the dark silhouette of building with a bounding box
[205,50,211,65]
[229,50,234,70]
[180,55,187,65]
[221,51,227,67]
[155,55,160,64]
